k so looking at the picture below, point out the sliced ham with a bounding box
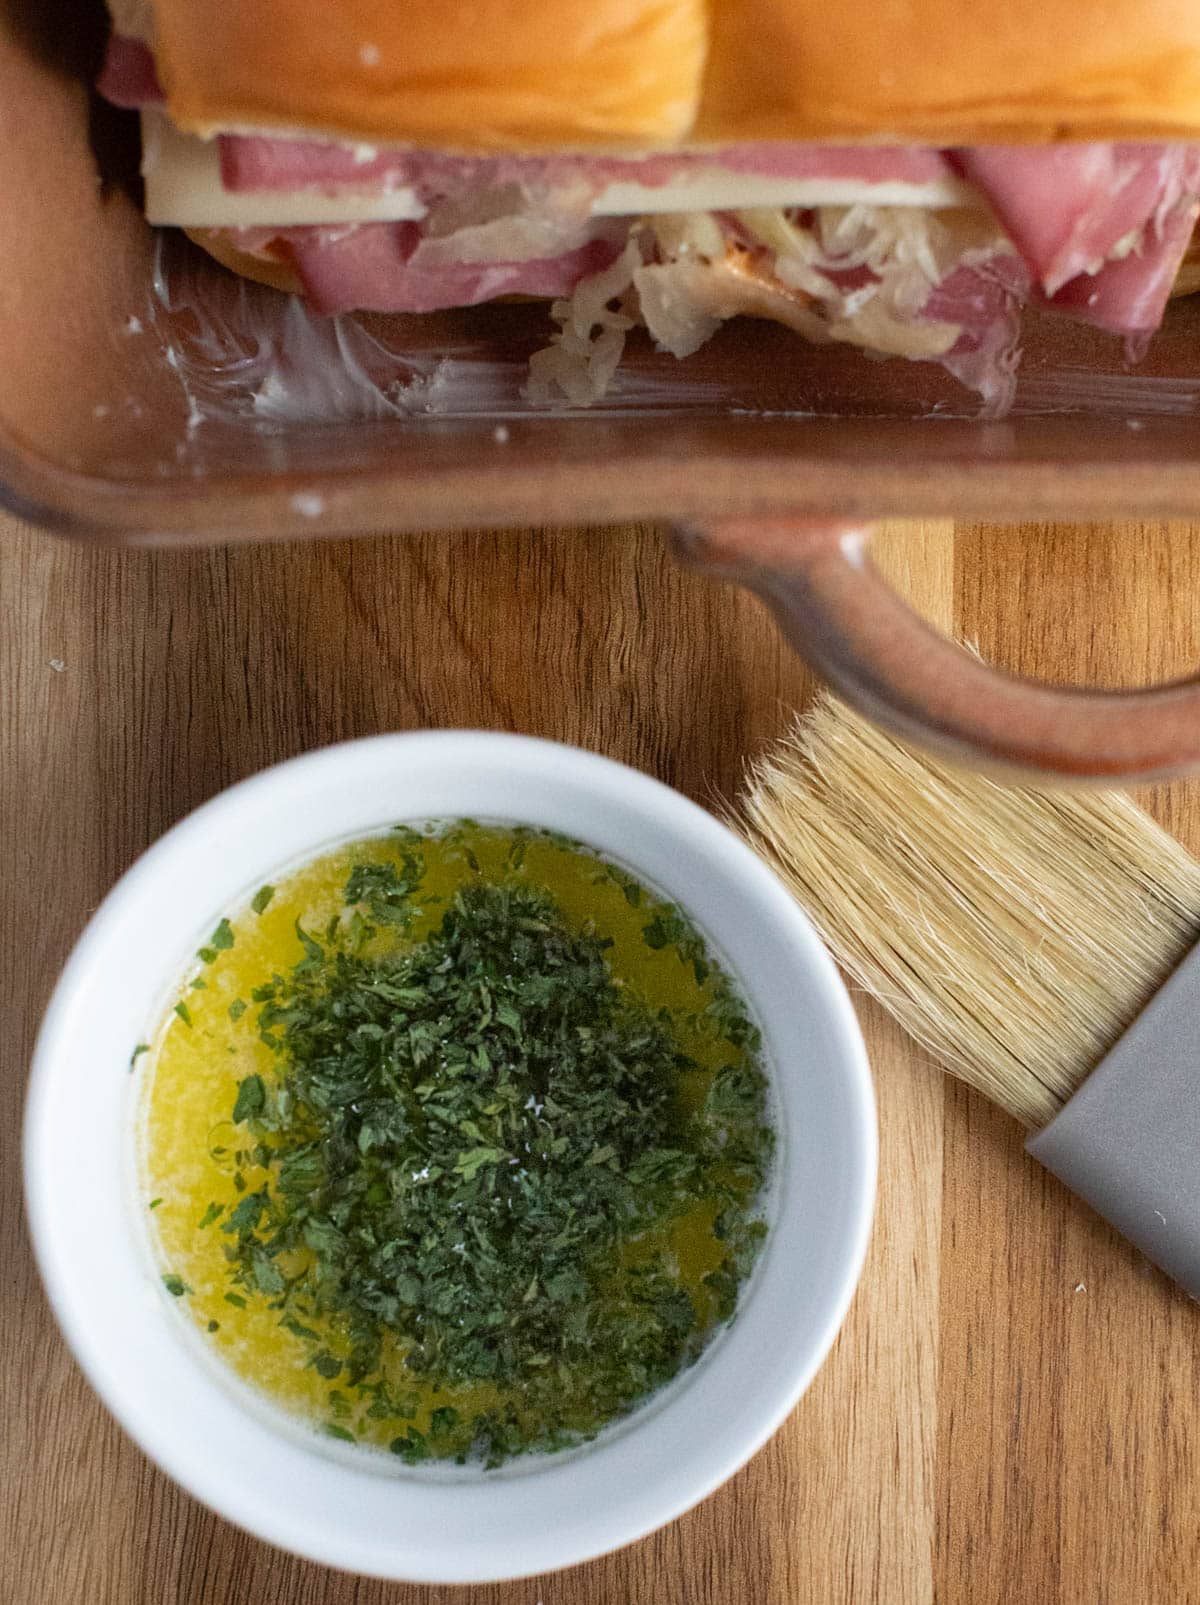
[218,134,958,200]
[953,145,1200,340]
[97,35,162,107]
[711,148,955,185]
[952,145,1200,295]
[927,256,1028,415]
[1044,199,1200,337]
[263,222,624,315]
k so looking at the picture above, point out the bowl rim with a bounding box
[24,730,877,1583]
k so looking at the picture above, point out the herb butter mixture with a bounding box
[142,825,773,1466]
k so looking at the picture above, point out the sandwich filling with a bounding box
[101,34,1200,414]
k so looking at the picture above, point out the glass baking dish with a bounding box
[6,2,1200,776]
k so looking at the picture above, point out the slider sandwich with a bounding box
[99,1,1200,411]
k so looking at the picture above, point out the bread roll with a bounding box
[150,0,707,147]
[134,0,1200,149]
[699,0,1200,143]
[183,228,303,295]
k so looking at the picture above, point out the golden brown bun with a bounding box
[184,227,303,294]
[152,1,705,147]
[699,0,1200,143]
[140,0,1200,149]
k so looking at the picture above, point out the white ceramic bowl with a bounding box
[25,732,875,1584]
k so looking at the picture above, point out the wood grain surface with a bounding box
[4,512,1200,1605]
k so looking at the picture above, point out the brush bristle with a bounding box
[736,694,1200,1130]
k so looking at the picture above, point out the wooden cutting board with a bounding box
[4,512,1200,1605]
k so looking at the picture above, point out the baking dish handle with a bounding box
[675,519,1200,782]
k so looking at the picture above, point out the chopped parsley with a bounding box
[231,1074,264,1124]
[198,917,235,966]
[203,857,771,1466]
[643,906,711,985]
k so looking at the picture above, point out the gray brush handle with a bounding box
[1027,942,1200,1298]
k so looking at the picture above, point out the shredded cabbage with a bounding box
[416,184,609,266]
[527,204,1019,405]
[525,239,642,406]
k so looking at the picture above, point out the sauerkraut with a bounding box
[526,204,1022,409]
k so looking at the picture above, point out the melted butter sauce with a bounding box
[141,823,759,1455]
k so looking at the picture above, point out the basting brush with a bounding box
[736,692,1200,1295]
